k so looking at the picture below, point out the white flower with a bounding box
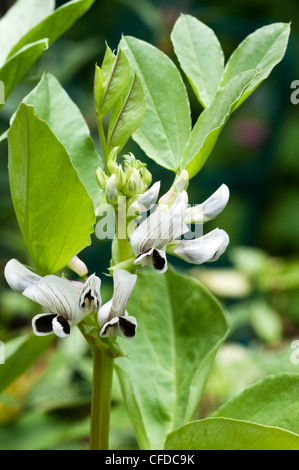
[130,195,189,273]
[167,228,229,264]
[98,269,137,339]
[128,181,161,216]
[184,184,230,224]
[129,182,230,272]
[4,259,102,338]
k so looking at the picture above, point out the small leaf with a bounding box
[8,103,95,275]
[20,73,102,210]
[6,0,95,59]
[171,14,224,108]
[213,373,299,435]
[181,69,258,178]
[107,73,145,153]
[120,35,191,172]
[0,0,54,66]
[164,418,299,450]
[115,267,229,450]
[97,47,131,119]
[221,22,290,107]
[0,40,48,109]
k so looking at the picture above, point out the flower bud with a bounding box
[174,169,189,193]
[115,164,127,190]
[67,256,88,277]
[96,167,109,190]
[106,174,118,204]
[140,167,152,189]
[125,168,141,197]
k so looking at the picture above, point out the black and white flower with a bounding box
[98,269,137,340]
[4,259,101,338]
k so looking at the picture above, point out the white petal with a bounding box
[67,256,88,277]
[168,192,189,238]
[184,184,230,224]
[99,317,119,338]
[4,259,41,293]
[32,313,56,336]
[98,299,113,326]
[135,181,161,212]
[131,210,187,255]
[134,248,154,267]
[23,275,82,324]
[52,315,71,338]
[79,273,102,313]
[111,269,137,317]
[168,229,229,264]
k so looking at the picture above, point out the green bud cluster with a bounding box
[96,148,152,205]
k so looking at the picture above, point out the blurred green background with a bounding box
[0,0,299,449]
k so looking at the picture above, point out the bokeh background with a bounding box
[0,0,299,449]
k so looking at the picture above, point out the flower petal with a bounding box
[118,315,137,339]
[168,228,229,264]
[131,210,187,255]
[135,181,161,212]
[4,259,41,293]
[52,315,71,338]
[184,184,230,224]
[79,273,102,313]
[32,313,56,336]
[99,317,119,338]
[134,248,154,267]
[151,248,168,273]
[111,269,137,317]
[23,275,82,324]
[98,299,112,326]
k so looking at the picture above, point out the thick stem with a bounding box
[89,344,114,450]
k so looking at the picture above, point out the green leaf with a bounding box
[7,0,95,60]
[115,267,229,450]
[181,69,258,178]
[212,373,299,435]
[0,40,49,110]
[171,14,224,108]
[107,73,145,153]
[96,47,131,119]
[221,22,290,107]
[0,334,54,394]
[20,73,102,210]
[8,103,95,275]
[164,417,299,450]
[120,35,191,172]
[0,0,54,66]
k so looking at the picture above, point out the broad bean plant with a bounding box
[3,1,298,450]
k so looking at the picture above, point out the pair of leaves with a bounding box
[7,73,99,275]
[165,373,299,450]
[120,16,290,177]
[94,45,145,155]
[115,267,229,450]
[0,0,95,107]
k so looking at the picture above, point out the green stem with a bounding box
[89,345,114,450]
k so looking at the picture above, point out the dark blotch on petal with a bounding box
[34,314,56,334]
[119,317,136,338]
[56,315,70,336]
[152,249,165,271]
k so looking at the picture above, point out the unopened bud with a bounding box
[125,168,141,196]
[115,164,126,190]
[141,167,152,189]
[67,256,88,277]
[96,167,109,190]
[174,170,189,193]
[106,174,118,204]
